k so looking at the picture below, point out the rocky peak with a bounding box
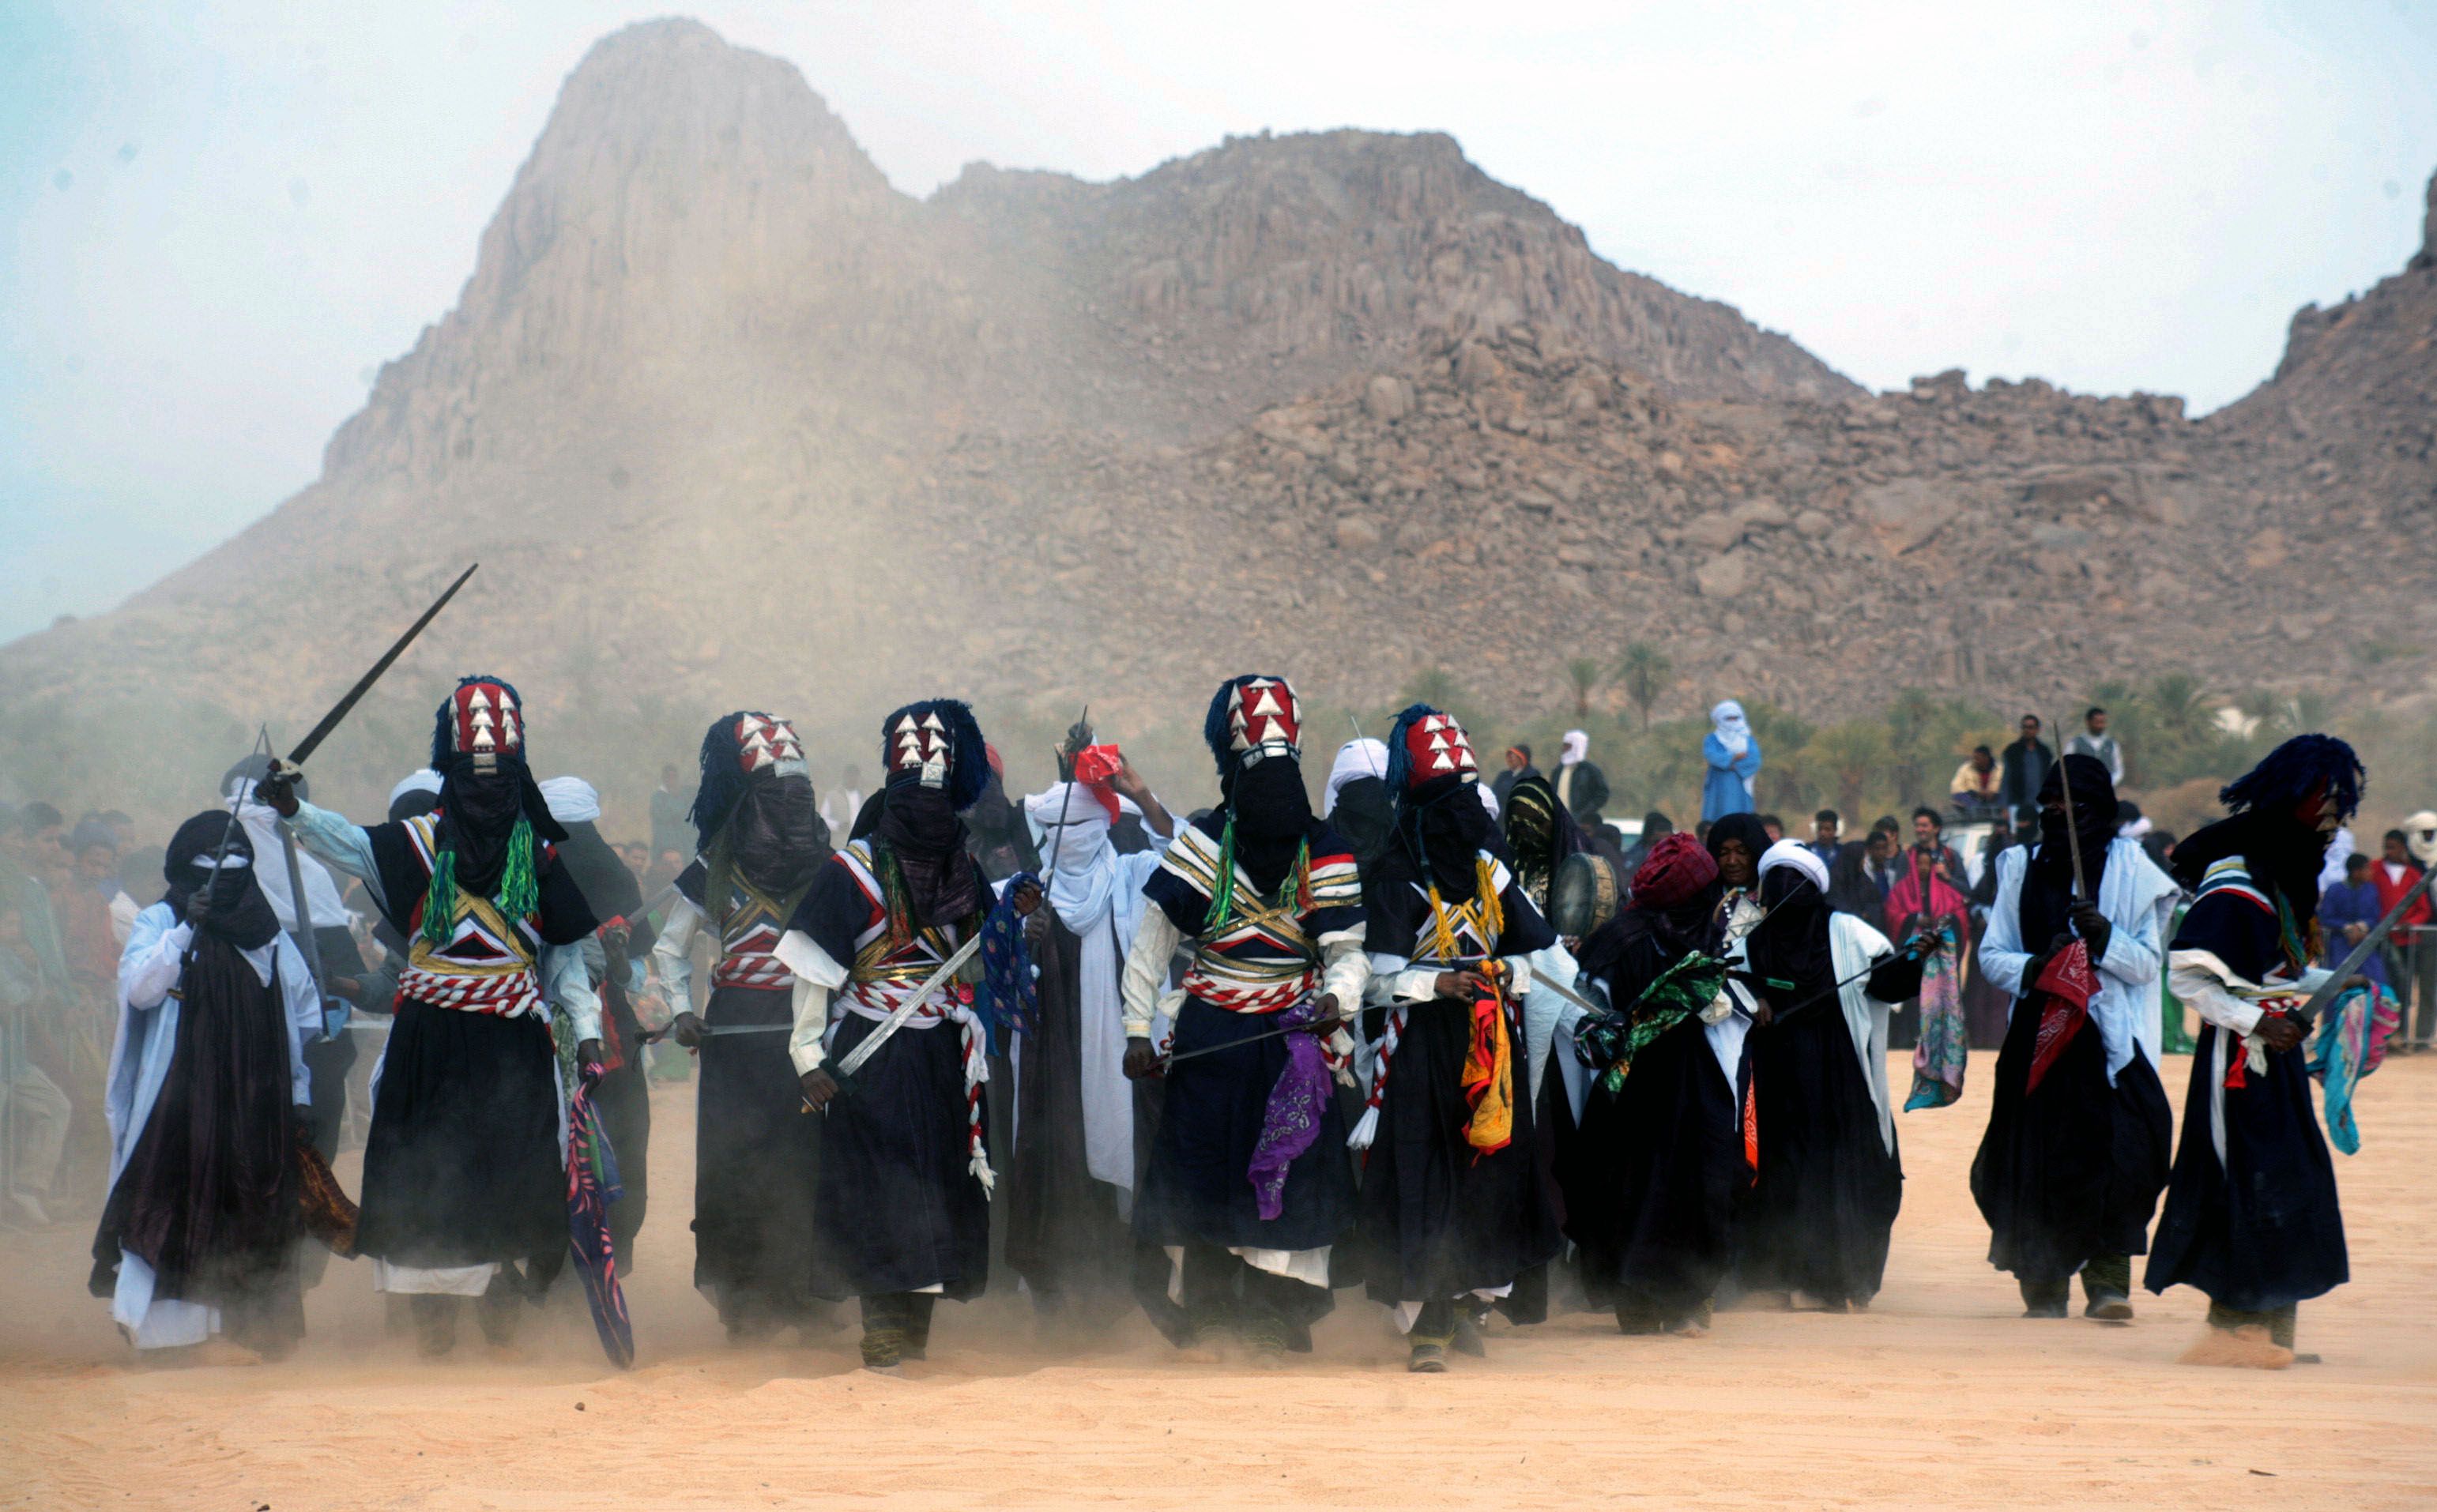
[326,19,935,483]
[1072,127,1859,404]
[2416,166,2436,273]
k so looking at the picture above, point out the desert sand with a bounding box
[4,1051,2432,1510]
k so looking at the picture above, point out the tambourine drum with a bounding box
[1549,850,1621,938]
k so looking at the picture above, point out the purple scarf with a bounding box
[1246,997,1331,1221]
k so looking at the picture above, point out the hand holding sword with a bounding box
[797,878,1042,1109]
[1126,989,1349,1078]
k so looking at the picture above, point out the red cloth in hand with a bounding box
[2024,941,2097,1095]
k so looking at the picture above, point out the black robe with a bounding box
[676,852,829,1327]
[1970,851,2173,1284]
[352,822,597,1272]
[1560,912,1741,1323]
[2145,863,2348,1311]
[1737,897,1920,1307]
[1003,908,1130,1313]
[1350,852,1561,1319]
[789,845,989,1303]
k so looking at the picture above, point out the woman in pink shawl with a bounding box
[1889,809,1972,1110]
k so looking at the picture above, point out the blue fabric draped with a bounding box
[975,871,1040,1053]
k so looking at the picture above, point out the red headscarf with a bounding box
[1631,832,1717,910]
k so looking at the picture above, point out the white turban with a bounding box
[1025,782,1114,876]
[1559,730,1590,765]
[2406,811,2437,869]
[1712,700,1751,756]
[539,776,601,825]
[1757,836,1829,894]
[1325,739,1388,817]
[389,768,444,810]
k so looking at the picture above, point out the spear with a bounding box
[2051,715,2089,903]
[1041,705,1091,882]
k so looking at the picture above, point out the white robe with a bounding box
[1977,837,2179,1085]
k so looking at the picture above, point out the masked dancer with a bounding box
[265,676,603,1356]
[1347,706,1559,1371]
[1121,675,1368,1363]
[653,713,834,1341]
[777,700,1038,1372]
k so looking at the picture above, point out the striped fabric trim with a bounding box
[710,880,795,991]
[1157,826,1360,912]
[1158,825,1226,897]
[398,815,544,1017]
[2193,856,2274,914]
[1305,852,1361,908]
[834,841,891,950]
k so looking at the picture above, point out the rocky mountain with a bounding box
[2,17,2431,825]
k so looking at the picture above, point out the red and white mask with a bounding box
[448,681,525,771]
[1402,712,1478,789]
[1226,677,1302,767]
[736,714,806,776]
[889,709,953,789]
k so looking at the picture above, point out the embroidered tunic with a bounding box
[779,839,992,1181]
[286,803,600,1040]
[651,859,800,996]
[1122,820,1367,1036]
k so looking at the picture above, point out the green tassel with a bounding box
[499,817,537,922]
[420,849,457,946]
[420,816,536,946]
[1210,811,1237,931]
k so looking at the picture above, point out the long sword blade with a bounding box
[833,931,985,1079]
[286,562,478,765]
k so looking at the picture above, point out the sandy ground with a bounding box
[4,1051,2433,1510]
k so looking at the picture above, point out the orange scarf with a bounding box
[1426,875,1513,1156]
[1460,983,1514,1155]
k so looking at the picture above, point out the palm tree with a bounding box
[1399,668,1486,738]
[2147,672,2207,735]
[1800,721,1894,822]
[1614,641,1673,731]
[1565,657,1605,720]
[1884,687,1939,809]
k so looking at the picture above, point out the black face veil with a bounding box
[164,810,280,951]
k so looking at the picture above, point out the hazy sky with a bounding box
[5,1,2433,643]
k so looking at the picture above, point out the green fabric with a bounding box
[2159,902,2198,1054]
[2080,1251,2131,1299]
[1594,952,1726,1096]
